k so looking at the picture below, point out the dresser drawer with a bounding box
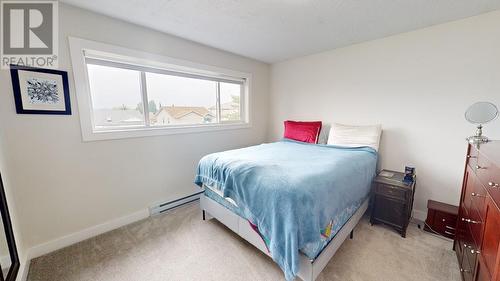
[471,180,487,220]
[464,242,480,278]
[434,212,457,238]
[467,146,479,172]
[476,155,500,206]
[461,224,479,281]
[467,207,484,247]
[461,218,476,260]
[372,194,407,227]
[480,197,500,279]
[460,251,474,281]
[462,165,475,215]
[375,183,406,201]
[455,207,468,261]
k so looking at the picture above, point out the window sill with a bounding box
[82,123,252,142]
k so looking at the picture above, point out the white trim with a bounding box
[139,72,150,127]
[82,49,248,84]
[82,123,251,142]
[26,209,149,260]
[85,57,246,85]
[19,192,203,280]
[216,83,221,122]
[412,209,427,221]
[18,208,149,280]
[68,37,252,142]
[18,260,29,281]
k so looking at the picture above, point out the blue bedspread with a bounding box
[194,140,377,280]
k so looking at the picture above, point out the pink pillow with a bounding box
[283,120,322,143]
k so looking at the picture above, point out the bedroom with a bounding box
[0,1,499,280]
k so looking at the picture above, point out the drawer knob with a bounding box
[460,268,470,273]
[471,192,485,197]
[488,182,499,188]
[442,218,446,222]
[475,165,486,169]
[467,155,477,159]
[470,249,481,254]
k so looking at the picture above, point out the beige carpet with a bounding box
[28,202,461,281]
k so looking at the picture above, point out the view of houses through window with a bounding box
[86,63,243,130]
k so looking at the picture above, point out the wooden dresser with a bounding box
[455,142,500,281]
[425,199,458,239]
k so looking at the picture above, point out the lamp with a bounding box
[465,102,498,145]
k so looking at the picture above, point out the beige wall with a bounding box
[268,10,500,218]
[0,3,269,252]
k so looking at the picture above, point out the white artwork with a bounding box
[11,67,71,115]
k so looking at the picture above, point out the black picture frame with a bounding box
[0,174,20,281]
[10,64,71,115]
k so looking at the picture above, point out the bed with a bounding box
[194,139,378,281]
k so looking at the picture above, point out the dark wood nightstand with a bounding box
[370,170,416,237]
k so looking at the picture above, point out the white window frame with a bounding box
[68,37,251,141]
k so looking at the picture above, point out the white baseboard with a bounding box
[26,208,149,261]
[18,259,29,281]
[412,209,427,222]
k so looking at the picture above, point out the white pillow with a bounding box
[327,123,382,151]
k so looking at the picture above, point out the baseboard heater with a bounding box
[149,191,204,216]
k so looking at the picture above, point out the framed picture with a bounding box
[10,65,71,115]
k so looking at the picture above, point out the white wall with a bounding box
[269,10,500,218]
[0,3,269,256]
[0,128,27,280]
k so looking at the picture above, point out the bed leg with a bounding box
[202,210,206,221]
[350,230,354,239]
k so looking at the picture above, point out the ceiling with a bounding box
[60,0,500,63]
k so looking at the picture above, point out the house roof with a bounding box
[156,106,214,119]
[209,102,239,111]
[93,109,144,126]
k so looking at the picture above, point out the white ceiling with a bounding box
[61,0,500,63]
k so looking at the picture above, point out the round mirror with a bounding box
[465,102,498,125]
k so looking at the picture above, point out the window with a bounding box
[87,64,145,129]
[69,37,250,141]
[219,82,242,122]
[86,60,245,130]
[144,72,219,126]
